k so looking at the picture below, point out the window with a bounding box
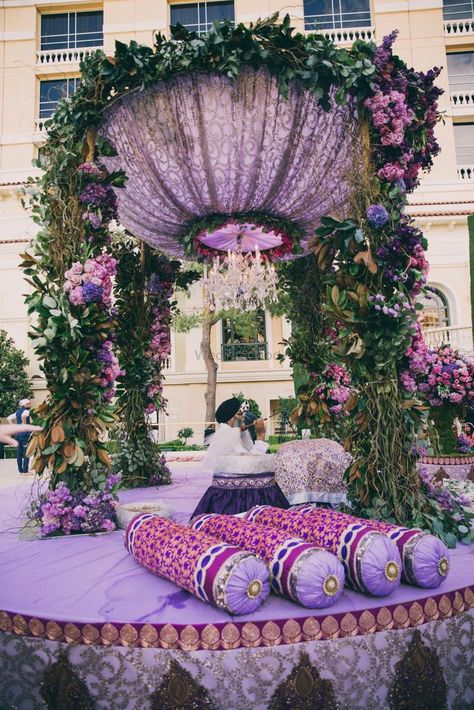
[39,78,80,120]
[454,122,474,164]
[41,12,103,50]
[170,1,234,34]
[304,0,371,31]
[443,0,474,21]
[221,311,267,362]
[447,52,474,91]
[417,288,450,329]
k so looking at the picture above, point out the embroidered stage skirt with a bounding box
[296,504,450,589]
[244,505,402,597]
[191,513,345,608]
[191,471,290,518]
[125,514,270,614]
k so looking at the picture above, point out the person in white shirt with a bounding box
[191,398,289,517]
[202,397,268,473]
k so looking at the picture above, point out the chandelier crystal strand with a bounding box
[203,246,278,312]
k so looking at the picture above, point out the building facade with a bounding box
[0,0,473,440]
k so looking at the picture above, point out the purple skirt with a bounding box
[191,471,290,518]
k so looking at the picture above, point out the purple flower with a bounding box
[366,204,389,228]
[82,281,104,303]
[82,211,102,229]
[79,183,108,207]
[105,473,122,491]
[78,162,102,177]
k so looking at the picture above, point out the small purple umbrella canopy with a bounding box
[98,67,357,258]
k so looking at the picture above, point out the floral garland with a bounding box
[418,467,473,545]
[181,212,303,262]
[366,31,442,192]
[144,257,174,415]
[294,363,353,441]
[401,342,474,408]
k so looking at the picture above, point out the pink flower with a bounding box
[69,286,84,306]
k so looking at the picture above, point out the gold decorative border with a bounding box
[0,587,472,652]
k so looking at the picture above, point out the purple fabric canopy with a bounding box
[199,222,282,252]
[98,68,357,258]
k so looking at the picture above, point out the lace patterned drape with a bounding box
[99,67,358,257]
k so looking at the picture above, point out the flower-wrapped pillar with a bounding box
[112,241,180,487]
[24,158,124,492]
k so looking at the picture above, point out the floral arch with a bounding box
[22,15,470,541]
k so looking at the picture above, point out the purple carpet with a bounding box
[0,465,473,649]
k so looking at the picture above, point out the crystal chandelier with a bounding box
[203,246,278,312]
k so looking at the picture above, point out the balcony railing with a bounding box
[36,46,102,66]
[451,89,474,109]
[35,118,49,133]
[423,326,473,354]
[444,18,474,35]
[222,342,267,362]
[315,26,375,44]
[457,163,474,179]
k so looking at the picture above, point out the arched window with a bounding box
[417,287,450,329]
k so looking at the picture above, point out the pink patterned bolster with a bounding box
[125,514,270,614]
[296,504,450,589]
[244,506,402,597]
[190,513,345,608]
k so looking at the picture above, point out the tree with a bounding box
[177,427,194,444]
[0,330,32,417]
[174,304,268,429]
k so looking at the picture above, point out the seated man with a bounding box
[191,397,289,517]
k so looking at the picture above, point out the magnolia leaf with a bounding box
[353,250,377,274]
[331,286,340,305]
[56,459,68,474]
[347,334,366,358]
[97,448,111,467]
[345,394,358,412]
[74,447,85,468]
[50,424,65,444]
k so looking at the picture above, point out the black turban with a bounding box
[215,397,241,423]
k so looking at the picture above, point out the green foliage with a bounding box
[177,427,194,443]
[276,256,326,376]
[233,392,262,418]
[0,330,32,417]
[429,405,458,455]
[112,432,171,487]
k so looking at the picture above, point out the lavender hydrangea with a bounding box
[366,204,389,228]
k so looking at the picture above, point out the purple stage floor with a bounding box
[0,466,473,650]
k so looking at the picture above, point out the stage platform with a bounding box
[1,465,473,709]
